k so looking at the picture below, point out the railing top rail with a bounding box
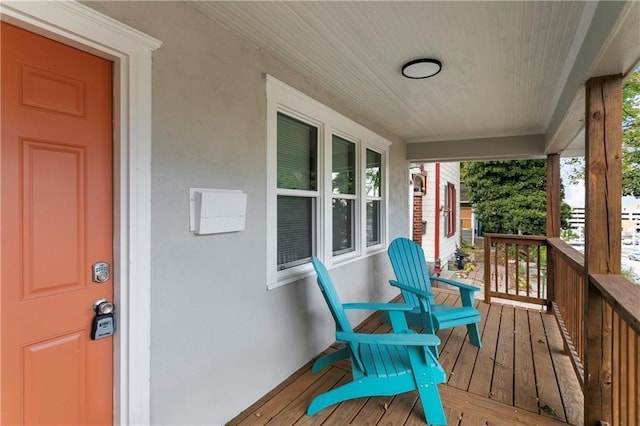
[589,274,640,335]
[483,233,547,245]
[546,237,585,272]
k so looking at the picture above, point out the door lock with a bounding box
[92,261,110,283]
[91,299,115,340]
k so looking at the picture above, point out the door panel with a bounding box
[22,140,87,298]
[1,23,114,425]
[23,332,87,425]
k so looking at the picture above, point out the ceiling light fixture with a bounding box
[401,58,442,79]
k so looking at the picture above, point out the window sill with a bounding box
[266,248,387,291]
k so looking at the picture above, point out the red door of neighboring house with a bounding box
[1,23,114,424]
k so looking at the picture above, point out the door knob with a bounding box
[93,298,114,314]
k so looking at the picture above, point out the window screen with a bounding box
[332,135,356,255]
[276,113,318,269]
[366,149,382,246]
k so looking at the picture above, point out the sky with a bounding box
[562,162,638,208]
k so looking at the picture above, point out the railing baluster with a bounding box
[504,243,509,295]
[526,245,530,297]
[493,243,499,292]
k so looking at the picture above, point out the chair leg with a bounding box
[416,383,447,426]
[466,323,482,348]
[306,379,374,416]
[312,346,349,373]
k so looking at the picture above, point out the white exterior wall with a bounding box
[439,163,461,268]
[421,163,437,262]
[85,2,409,424]
[420,163,460,269]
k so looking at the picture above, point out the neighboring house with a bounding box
[1,2,638,425]
[459,181,475,246]
[410,163,461,273]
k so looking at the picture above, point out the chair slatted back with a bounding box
[311,257,354,335]
[387,238,435,308]
[311,257,365,371]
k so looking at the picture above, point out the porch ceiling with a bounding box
[188,1,640,161]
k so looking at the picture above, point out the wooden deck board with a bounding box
[529,311,567,422]
[542,312,583,426]
[377,392,418,425]
[265,367,346,425]
[448,301,490,390]
[229,289,580,426]
[491,305,515,405]
[468,303,501,398]
[514,307,538,413]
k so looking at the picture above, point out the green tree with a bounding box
[461,159,571,235]
[564,69,640,196]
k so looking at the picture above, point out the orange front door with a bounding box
[1,23,114,424]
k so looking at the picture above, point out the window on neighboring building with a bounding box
[276,113,318,270]
[266,76,389,288]
[444,182,456,238]
[332,135,356,255]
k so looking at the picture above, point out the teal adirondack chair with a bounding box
[387,238,482,350]
[308,257,447,425]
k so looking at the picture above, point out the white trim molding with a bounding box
[0,2,161,425]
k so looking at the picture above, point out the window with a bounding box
[276,113,318,269]
[332,135,356,255]
[444,182,456,238]
[366,149,382,246]
[267,75,389,288]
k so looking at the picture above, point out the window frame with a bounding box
[331,132,359,257]
[275,112,321,270]
[365,147,384,247]
[266,75,389,289]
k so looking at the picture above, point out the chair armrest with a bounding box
[430,276,479,292]
[343,302,413,312]
[389,280,433,299]
[336,331,441,347]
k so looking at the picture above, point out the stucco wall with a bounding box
[85,2,409,424]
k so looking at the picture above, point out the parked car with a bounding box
[629,252,640,261]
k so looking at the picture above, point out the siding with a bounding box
[419,162,460,269]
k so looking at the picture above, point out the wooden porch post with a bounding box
[546,153,561,238]
[584,74,623,425]
[546,153,560,309]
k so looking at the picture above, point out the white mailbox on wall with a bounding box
[189,188,247,235]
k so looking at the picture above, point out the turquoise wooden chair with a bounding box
[308,257,447,425]
[388,238,482,351]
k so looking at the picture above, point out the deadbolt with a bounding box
[92,261,110,283]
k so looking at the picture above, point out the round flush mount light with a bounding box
[401,58,442,79]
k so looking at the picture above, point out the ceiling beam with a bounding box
[406,134,545,163]
[545,1,629,154]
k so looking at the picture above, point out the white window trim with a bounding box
[266,75,390,289]
[0,2,161,424]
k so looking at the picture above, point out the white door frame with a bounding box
[0,2,160,424]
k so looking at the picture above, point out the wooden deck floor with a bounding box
[230,289,583,425]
